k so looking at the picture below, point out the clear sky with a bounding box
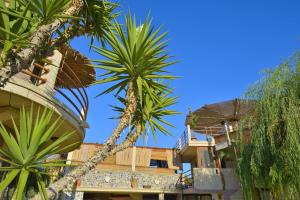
[70,0,300,148]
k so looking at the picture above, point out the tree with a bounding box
[0,107,78,200]
[0,1,178,198]
[0,0,117,86]
[40,13,177,199]
[238,57,300,200]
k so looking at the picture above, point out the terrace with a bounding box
[173,99,253,199]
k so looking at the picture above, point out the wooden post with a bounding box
[130,194,143,200]
[187,125,191,143]
[224,121,232,146]
[196,147,203,168]
[159,193,164,200]
[64,151,74,174]
[39,50,62,91]
[132,146,136,172]
[177,193,183,200]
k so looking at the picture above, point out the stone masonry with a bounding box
[80,169,180,191]
[60,169,181,200]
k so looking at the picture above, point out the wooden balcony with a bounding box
[174,126,215,163]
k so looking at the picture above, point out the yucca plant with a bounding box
[92,13,177,99]
[0,0,119,86]
[54,0,119,47]
[37,13,178,199]
[0,0,36,66]
[19,0,72,23]
[0,0,74,67]
[111,89,179,141]
[81,0,119,46]
[0,107,79,200]
[89,12,178,149]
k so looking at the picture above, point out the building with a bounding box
[63,99,254,200]
[63,144,181,200]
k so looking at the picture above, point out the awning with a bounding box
[186,99,254,135]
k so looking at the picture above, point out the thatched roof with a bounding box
[186,99,255,135]
[55,45,95,88]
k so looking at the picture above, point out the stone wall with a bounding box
[80,169,180,191]
[193,168,240,191]
[193,168,223,191]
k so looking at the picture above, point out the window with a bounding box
[150,159,168,168]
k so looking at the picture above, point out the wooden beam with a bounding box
[159,193,164,200]
[132,146,136,172]
[187,125,191,142]
[196,147,203,168]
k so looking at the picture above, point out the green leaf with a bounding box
[0,167,19,171]
[35,132,74,160]
[0,169,20,193]
[36,172,49,200]
[0,0,10,40]
[2,40,13,52]
[0,155,19,166]
[0,123,23,163]
[15,169,29,200]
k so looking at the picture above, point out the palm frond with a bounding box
[92,13,178,105]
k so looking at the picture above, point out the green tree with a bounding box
[238,57,300,200]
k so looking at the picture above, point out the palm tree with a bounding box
[0,0,82,85]
[0,107,78,200]
[38,14,178,199]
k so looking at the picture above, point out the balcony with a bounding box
[0,50,92,151]
[180,168,240,193]
[174,126,215,153]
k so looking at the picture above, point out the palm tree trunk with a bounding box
[45,123,141,200]
[33,81,139,200]
[0,0,84,87]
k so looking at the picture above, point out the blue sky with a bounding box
[70,0,300,148]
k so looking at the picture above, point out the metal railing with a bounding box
[174,125,214,151]
[7,58,89,126]
[174,127,190,151]
[54,61,89,121]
